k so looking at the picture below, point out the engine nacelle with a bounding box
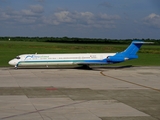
[107,56,128,63]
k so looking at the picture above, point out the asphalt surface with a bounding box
[0,66,160,120]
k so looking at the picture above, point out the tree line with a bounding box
[0,37,160,45]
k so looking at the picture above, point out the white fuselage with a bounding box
[9,53,116,67]
[8,41,146,68]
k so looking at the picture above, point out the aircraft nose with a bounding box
[8,59,16,66]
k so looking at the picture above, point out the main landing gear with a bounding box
[81,65,92,70]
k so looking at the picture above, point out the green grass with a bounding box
[0,41,160,67]
[111,53,160,66]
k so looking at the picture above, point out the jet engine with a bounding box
[107,55,128,63]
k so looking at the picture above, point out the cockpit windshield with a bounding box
[16,56,20,59]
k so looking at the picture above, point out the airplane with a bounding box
[8,40,147,69]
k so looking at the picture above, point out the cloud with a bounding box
[43,10,120,28]
[0,10,10,20]
[143,13,160,28]
[20,5,44,16]
[54,11,75,24]
[0,5,120,29]
[0,5,44,24]
[30,4,44,13]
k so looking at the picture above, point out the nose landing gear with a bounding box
[15,65,18,69]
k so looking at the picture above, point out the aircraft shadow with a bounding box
[8,65,133,71]
[85,65,134,71]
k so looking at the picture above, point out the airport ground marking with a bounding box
[100,70,160,92]
[0,100,89,120]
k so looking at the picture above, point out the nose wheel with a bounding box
[15,65,18,69]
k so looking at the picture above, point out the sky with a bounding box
[0,0,160,39]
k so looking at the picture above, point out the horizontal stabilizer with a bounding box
[132,41,154,44]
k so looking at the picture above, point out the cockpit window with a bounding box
[16,56,20,59]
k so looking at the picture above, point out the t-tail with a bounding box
[107,40,146,63]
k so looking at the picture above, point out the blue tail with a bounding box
[122,41,144,59]
[107,40,144,63]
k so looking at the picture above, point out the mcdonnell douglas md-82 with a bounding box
[9,41,147,69]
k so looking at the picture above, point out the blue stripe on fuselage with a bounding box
[18,58,108,65]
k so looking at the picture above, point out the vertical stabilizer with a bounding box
[123,41,144,56]
[107,40,145,63]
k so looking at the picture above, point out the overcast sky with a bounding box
[0,0,160,39]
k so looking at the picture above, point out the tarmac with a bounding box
[0,66,160,120]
